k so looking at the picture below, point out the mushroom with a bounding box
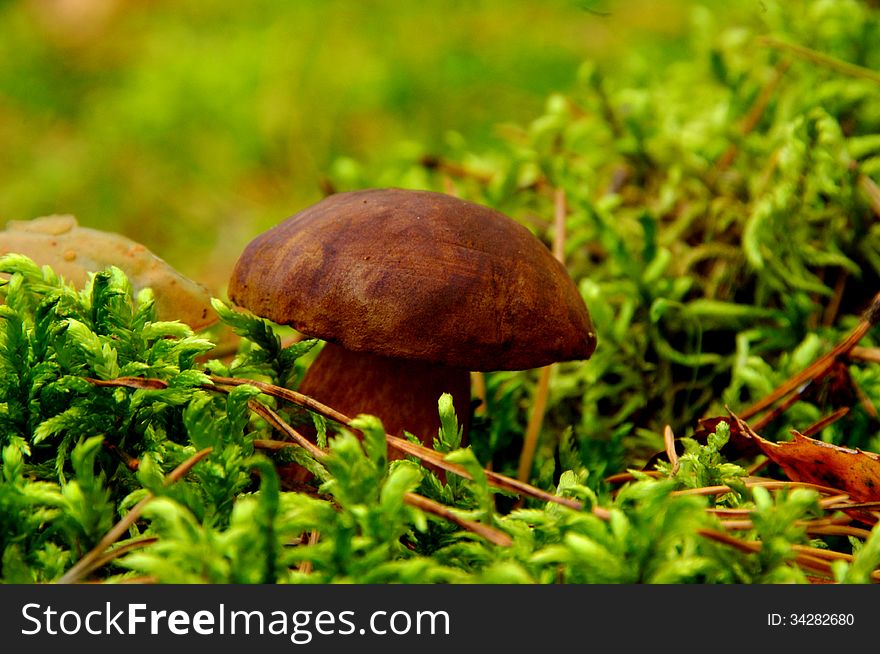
[0,214,217,330]
[228,188,596,448]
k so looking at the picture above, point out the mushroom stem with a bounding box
[298,342,471,451]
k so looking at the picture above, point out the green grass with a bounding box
[0,0,701,291]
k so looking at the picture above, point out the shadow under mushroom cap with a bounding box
[228,188,596,371]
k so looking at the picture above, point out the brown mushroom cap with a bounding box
[228,188,596,371]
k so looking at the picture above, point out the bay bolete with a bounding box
[228,188,596,448]
[1,214,216,330]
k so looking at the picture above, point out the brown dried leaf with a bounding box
[738,419,880,502]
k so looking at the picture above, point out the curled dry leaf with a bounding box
[0,215,216,330]
[732,414,880,504]
[751,430,880,503]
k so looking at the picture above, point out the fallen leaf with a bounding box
[732,414,880,502]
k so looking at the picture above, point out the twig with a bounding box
[471,371,487,417]
[86,376,169,390]
[518,366,552,482]
[57,448,213,584]
[298,530,321,575]
[822,270,849,327]
[389,410,585,510]
[698,528,760,553]
[673,485,737,497]
[517,187,567,482]
[210,374,350,425]
[817,493,853,509]
[791,544,854,563]
[850,346,880,364]
[86,537,158,573]
[250,437,514,546]
[209,374,585,510]
[91,372,586,511]
[851,371,880,419]
[97,375,524,549]
[663,425,680,476]
[403,493,513,547]
[826,500,880,511]
[102,439,140,471]
[746,457,769,476]
[605,470,662,484]
[801,407,850,438]
[248,401,326,459]
[806,525,874,539]
[859,173,880,218]
[749,383,809,432]
[743,478,851,495]
[739,291,880,420]
[713,58,791,173]
[698,528,875,582]
[673,477,850,499]
[759,36,880,84]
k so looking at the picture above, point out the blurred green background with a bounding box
[1,0,729,295]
